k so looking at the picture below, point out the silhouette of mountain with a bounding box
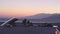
[25,13,52,19]
[41,14,60,23]
[0,14,60,23]
[0,18,9,20]
[0,17,10,22]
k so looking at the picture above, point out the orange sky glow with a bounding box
[0,0,60,17]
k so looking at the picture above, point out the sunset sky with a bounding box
[0,0,60,17]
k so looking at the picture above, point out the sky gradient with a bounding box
[0,0,60,17]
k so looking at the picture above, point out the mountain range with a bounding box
[25,13,60,23]
[0,13,60,23]
[41,14,60,23]
[25,13,52,19]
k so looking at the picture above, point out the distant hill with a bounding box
[25,13,52,19]
[41,14,60,23]
[0,17,9,22]
[0,17,10,20]
[0,14,60,23]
